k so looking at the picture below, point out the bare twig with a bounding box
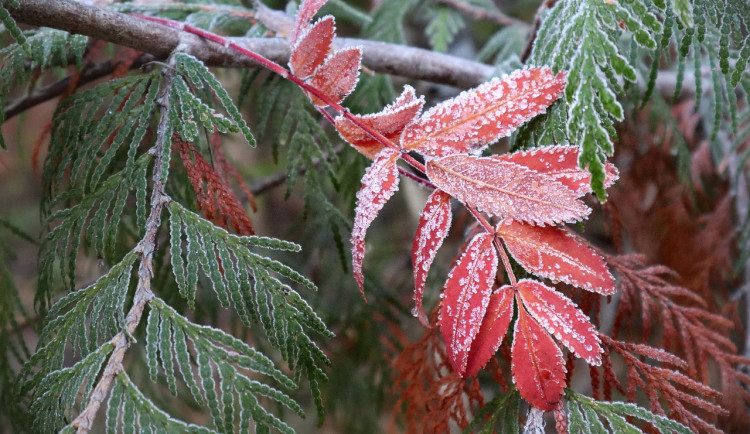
[4,53,154,121]
[69,57,177,434]
[8,0,494,89]
[434,0,526,27]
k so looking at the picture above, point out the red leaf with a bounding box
[401,67,566,159]
[289,0,328,47]
[411,189,452,326]
[335,86,424,159]
[289,16,335,78]
[438,232,498,377]
[516,279,602,365]
[426,154,590,225]
[512,299,566,411]
[351,149,400,299]
[496,219,616,295]
[309,47,361,106]
[465,286,514,377]
[498,146,619,196]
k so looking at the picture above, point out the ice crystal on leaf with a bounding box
[511,300,566,411]
[289,0,329,47]
[497,145,618,197]
[438,232,498,377]
[351,149,400,298]
[401,67,565,159]
[309,47,362,107]
[515,279,602,365]
[335,86,424,159]
[496,219,615,295]
[411,189,452,326]
[289,16,335,79]
[465,287,514,377]
[426,154,590,225]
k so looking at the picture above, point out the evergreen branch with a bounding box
[8,0,493,88]
[3,53,154,122]
[69,60,176,434]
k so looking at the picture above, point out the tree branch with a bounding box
[4,53,154,121]
[8,0,494,89]
[69,59,176,433]
[434,0,526,27]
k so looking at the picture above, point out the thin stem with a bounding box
[466,207,517,287]
[70,61,177,433]
[135,14,427,175]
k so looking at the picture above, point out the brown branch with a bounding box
[69,58,177,433]
[434,0,526,27]
[3,53,155,121]
[8,0,494,89]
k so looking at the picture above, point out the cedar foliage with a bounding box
[1,0,749,432]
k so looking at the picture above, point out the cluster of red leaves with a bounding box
[286,0,625,410]
[138,1,748,426]
[173,134,254,235]
[390,325,483,433]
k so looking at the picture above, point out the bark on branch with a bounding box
[8,0,494,89]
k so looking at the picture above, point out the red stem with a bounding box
[467,207,517,287]
[137,14,516,284]
[133,15,426,174]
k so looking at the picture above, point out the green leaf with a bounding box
[464,388,520,434]
[147,297,302,431]
[99,372,213,433]
[566,389,693,433]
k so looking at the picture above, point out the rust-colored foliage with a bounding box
[392,326,483,433]
[174,135,254,235]
[599,335,725,433]
[608,254,750,427]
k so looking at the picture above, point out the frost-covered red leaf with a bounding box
[438,232,498,377]
[411,189,452,326]
[401,68,566,159]
[289,16,335,78]
[351,149,400,298]
[426,154,590,225]
[498,146,619,196]
[289,0,329,46]
[309,47,362,106]
[465,286,514,377]
[335,86,424,159]
[496,219,616,295]
[516,279,602,365]
[512,300,566,411]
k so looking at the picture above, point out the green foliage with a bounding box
[565,389,692,433]
[30,343,113,433]
[0,1,26,52]
[7,35,331,430]
[425,5,465,53]
[0,219,34,431]
[363,0,417,44]
[521,0,664,199]
[173,53,255,148]
[463,388,520,434]
[97,373,212,434]
[168,201,332,420]
[22,252,137,398]
[0,27,87,149]
[145,297,303,432]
